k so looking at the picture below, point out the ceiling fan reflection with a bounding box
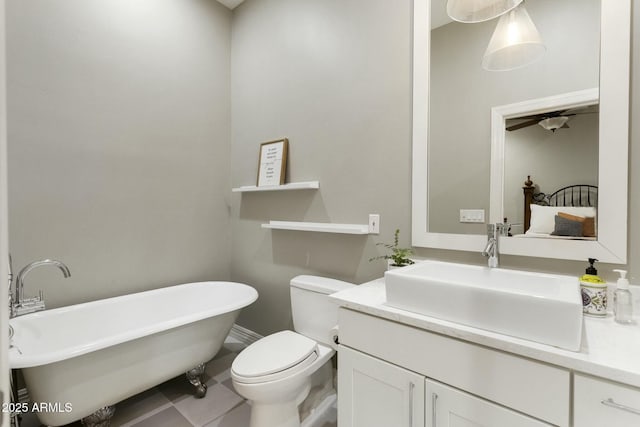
[505,105,599,132]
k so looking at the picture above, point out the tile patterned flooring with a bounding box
[20,337,337,427]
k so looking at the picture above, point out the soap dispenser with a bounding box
[580,258,607,317]
[613,269,634,324]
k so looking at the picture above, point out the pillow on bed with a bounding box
[558,212,596,237]
[528,205,597,235]
[551,215,584,237]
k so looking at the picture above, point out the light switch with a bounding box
[459,209,485,223]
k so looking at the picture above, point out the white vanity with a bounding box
[331,276,640,427]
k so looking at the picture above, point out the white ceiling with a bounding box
[215,0,451,26]
[216,0,245,10]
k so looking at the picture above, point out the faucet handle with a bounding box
[8,254,13,308]
[8,253,12,286]
[495,222,507,236]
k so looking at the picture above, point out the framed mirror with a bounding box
[412,0,630,263]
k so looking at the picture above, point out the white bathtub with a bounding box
[9,281,258,426]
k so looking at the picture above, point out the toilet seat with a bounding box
[231,331,318,384]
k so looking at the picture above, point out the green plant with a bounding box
[369,229,415,267]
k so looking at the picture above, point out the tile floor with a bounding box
[19,337,337,427]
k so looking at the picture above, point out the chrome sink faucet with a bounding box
[482,224,504,268]
[11,259,71,317]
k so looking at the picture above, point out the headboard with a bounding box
[522,176,598,232]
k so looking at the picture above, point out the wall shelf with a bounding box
[262,221,370,235]
[232,181,319,193]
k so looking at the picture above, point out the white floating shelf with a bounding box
[262,221,370,235]
[232,181,320,193]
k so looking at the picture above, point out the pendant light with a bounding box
[482,4,546,71]
[447,0,524,23]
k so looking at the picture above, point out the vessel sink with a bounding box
[385,261,583,351]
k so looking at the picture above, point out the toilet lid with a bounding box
[231,331,318,382]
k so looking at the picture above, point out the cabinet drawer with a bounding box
[338,308,570,427]
[574,374,640,427]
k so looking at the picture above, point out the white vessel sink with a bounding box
[385,261,583,351]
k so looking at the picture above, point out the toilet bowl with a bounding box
[231,276,354,427]
[232,331,335,427]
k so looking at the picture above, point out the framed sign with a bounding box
[257,138,288,186]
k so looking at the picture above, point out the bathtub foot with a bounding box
[81,405,115,427]
[186,363,208,398]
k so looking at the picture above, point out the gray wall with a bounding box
[230,0,639,336]
[4,0,638,338]
[230,0,412,335]
[7,0,232,307]
[628,0,640,284]
[0,2,9,424]
[429,0,600,234]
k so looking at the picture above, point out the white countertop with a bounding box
[330,278,640,389]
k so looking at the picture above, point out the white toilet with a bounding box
[231,275,354,427]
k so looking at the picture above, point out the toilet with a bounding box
[231,275,354,427]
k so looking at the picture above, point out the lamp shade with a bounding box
[538,116,569,131]
[447,0,523,23]
[482,5,546,71]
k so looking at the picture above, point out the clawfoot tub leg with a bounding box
[186,363,208,398]
[81,405,115,427]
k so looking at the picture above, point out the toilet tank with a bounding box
[290,275,355,345]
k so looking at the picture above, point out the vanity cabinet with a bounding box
[337,307,570,427]
[574,374,640,426]
[338,345,425,427]
[338,343,553,427]
[427,379,552,427]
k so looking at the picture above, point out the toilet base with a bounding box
[245,381,311,427]
[250,401,301,427]
[300,392,337,427]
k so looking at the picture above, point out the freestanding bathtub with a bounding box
[8,281,258,426]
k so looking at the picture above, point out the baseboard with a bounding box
[229,324,263,346]
[17,388,28,403]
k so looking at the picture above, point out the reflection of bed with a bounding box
[521,177,598,240]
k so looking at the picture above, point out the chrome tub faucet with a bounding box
[11,259,71,317]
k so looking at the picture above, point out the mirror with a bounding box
[428,0,600,236]
[502,101,599,237]
[412,0,630,263]
[491,88,599,238]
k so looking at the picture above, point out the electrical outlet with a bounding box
[368,214,380,234]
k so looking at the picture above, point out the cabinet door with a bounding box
[426,380,552,427]
[338,345,425,427]
[574,373,640,427]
